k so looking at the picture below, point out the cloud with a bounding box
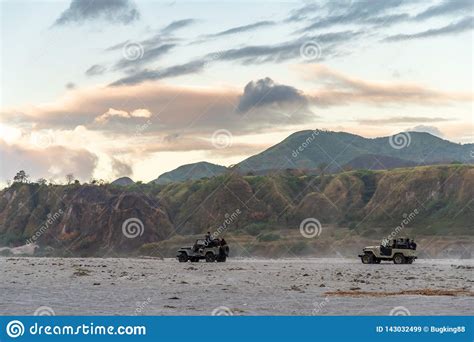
[141,136,266,158]
[207,21,275,37]
[114,43,175,70]
[385,16,473,41]
[0,140,98,183]
[53,0,140,26]
[105,19,190,54]
[65,82,76,90]
[3,80,314,138]
[357,116,452,125]
[110,30,360,85]
[286,2,322,22]
[215,30,359,64]
[161,19,196,34]
[237,77,309,113]
[85,64,107,77]
[298,0,405,31]
[406,125,444,137]
[111,157,132,177]
[415,0,473,20]
[110,60,206,86]
[297,64,473,106]
[95,108,152,123]
[293,0,472,41]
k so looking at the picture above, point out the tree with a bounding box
[37,178,47,186]
[66,173,74,185]
[13,170,29,183]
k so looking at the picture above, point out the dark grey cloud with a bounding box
[110,60,206,86]
[285,2,322,22]
[107,30,357,86]
[208,21,275,37]
[299,0,404,31]
[212,30,359,64]
[237,77,308,113]
[161,19,196,34]
[54,0,140,26]
[415,0,473,20]
[110,30,359,86]
[85,64,107,76]
[96,19,193,75]
[114,43,175,70]
[296,0,472,39]
[65,82,76,90]
[385,16,473,41]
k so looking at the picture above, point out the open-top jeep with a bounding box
[177,239,229,263]
[359,238,417,264]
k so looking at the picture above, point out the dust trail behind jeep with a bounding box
[176,239,229,262]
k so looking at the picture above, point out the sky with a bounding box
[0,0,473,185]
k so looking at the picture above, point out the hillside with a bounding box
[0,165,472,257]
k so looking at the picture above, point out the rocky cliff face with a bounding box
[0,184,174,255]
[0,165,472,255]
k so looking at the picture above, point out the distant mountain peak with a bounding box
[111,177,134,186]
[152,161,228,184]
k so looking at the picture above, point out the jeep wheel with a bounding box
[393,253,405,264]
[361,254,373,264]
[205,253,216,262]
[178,253,188,263]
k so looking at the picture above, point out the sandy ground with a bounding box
[1,257,473,316]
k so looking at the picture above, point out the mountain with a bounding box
[0,165,472,256]
[152,161,228,184]
[111,177,134,186]
[148,131,472,184]
[237,130,472,173]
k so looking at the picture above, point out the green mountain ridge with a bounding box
[238,130,472,173]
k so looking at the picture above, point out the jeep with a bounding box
[176,239,229,263]
[358,237,417,264]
